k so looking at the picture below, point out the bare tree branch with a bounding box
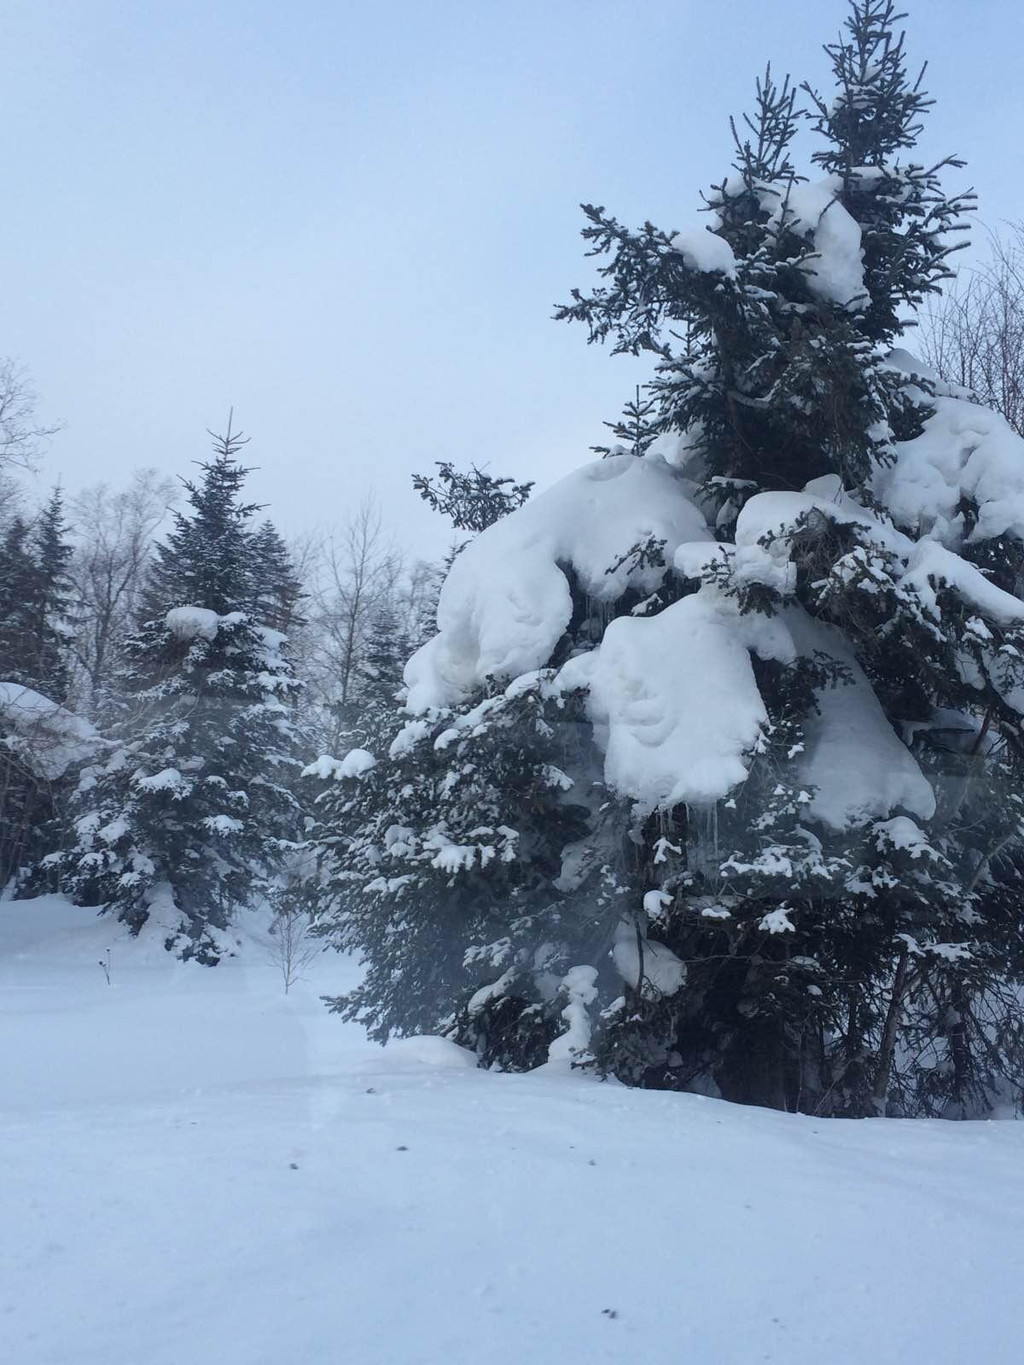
[0,359,62,473]
[922,223,1024,436]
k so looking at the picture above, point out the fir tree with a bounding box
[250,519,305,633]
[0,517,38,684]
[30,489,75,700]
[548,0,1000,1112]
[313,1,1024,1118]
[0,492,74,700]
[46,429,304,961]
[140,416,261,623]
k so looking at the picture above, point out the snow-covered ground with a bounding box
[3,897,1022,1365]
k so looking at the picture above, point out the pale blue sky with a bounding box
[4,0,1021,551]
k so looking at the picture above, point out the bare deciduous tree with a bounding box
[68,469,177,712]
[299,498,403,752]
[0,359,61,473]
[267,896,322,994]
[922,223,1024,436]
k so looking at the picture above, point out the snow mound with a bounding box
[0,682,100,779]
[557,590,793,812]
[383,1036,478,1068]
[405,455,712,711]
[546,965,599,1065]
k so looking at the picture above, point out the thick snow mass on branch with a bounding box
[875,365,1024,547]
[669,226,737,278]
[0,682,99,779]
[735,487,909,559]
[727,482,1024,641]
[678,484,911,595]
[784,610,935,830]
[553,585,933,828]
[165,606,222,641]
[302,749,377,782]
[557,590,793,813]
[405,455,711,712]
[771,175,866,308]
[611,919,686,996]
[903,541,1024,628]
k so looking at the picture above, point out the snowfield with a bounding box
[3,897,1023,1365]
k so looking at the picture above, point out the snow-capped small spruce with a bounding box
[47,429,304,962]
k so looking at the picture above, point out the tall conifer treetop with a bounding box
[142,417,263,622]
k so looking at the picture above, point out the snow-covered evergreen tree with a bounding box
[0,491,79,883]
[250,519,305,634]
[45,430,304,961]
[315,2,1024,1116]
[140,417,259,624]
[0,490,74,699]
[545,0,1019,1114]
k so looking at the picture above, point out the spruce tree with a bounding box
[250,520,305,633]
[0,517,38,684]
[47,427,304,961]
[309,468,598,1057]
[0,491,84,884]
[0,492,74,700]
[545,0,1012,1114]
[140,417,259,623]
[316,2,1024,1116]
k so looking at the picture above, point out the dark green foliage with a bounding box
[44,428,304,960]
[0,491,77,884]
[413,461,533,535]
[0,491,74,699]
[140,418,262,623]
[250,520,306,633]
[313,2,1024,1117]
[315,675,594,1057]
[803,0,972,344]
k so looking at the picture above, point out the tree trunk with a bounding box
[872,943,910,1115]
